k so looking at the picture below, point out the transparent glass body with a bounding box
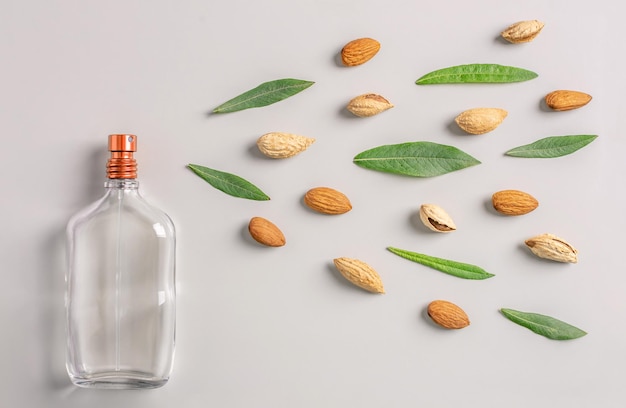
[66,179,176,389]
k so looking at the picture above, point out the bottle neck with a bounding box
[107,151,137,179]
[105,179,139,190]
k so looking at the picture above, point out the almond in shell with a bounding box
[341,38,380,66]
[248,217,286,247]
[346,93,394,117]
[427,300,470,329]
[455,108,508,135]
[257,132,315,159]
[419,204,456,232]
[501,20,545,43]
[333,257,385,294]
[304,187,352,215]
[545,90,592,111]
[492,190,539,216]
[525,233,578,263]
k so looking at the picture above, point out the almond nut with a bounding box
[419,204,456,232]
[304,187,352,215]
[455,108,508,135]
[525,233,578,263]
[346,93,394,117]
[333,257,385,293]
[492,190,539,216]
[257,132,315,159]
[501,20,545,43]
[545,90,592,111]
[248,217,286,247]
[427,300,470,329]
[341,38,380,66]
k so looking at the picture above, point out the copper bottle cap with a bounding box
[107,134,137,179]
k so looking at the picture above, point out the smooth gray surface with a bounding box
[1,0,623,406]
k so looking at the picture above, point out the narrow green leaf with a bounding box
[213,78,314,113]
[505,135,598,158]
[416,63,538,84]
[353,141,480,177]
[187,164,270,201]
[500,308,587,340]
[387,247,494,280]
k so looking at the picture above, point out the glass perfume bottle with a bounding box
[66,134,176,389]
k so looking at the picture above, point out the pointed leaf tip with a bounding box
[187,164,270,200]
[505,135,597,158]
[500,308,587,340]
[213,78,315,113]
[416,63,538,84]
[387,247,493,280]
[353,141,480,177]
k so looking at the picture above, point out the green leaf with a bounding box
[415,64,538,84]
[187,164,270,201]
[213,78,315,113]
[505,135,598,158]
[387,247,494,280]
[353,141,480,177]
[500,308,587,340]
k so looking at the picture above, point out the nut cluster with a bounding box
[238,22,589,337]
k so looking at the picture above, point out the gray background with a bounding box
[2,0,623,407]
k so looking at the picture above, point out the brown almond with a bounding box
[501,20,545,43]
[427,300,470,329]
[333,257,385,294]
[346,93,394,117]
[248,217,286,247]
[492,190,539,216]
[455,108,508,135]
[341,38,380,66]
[545,90,592,111]
[304,187,352,215]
